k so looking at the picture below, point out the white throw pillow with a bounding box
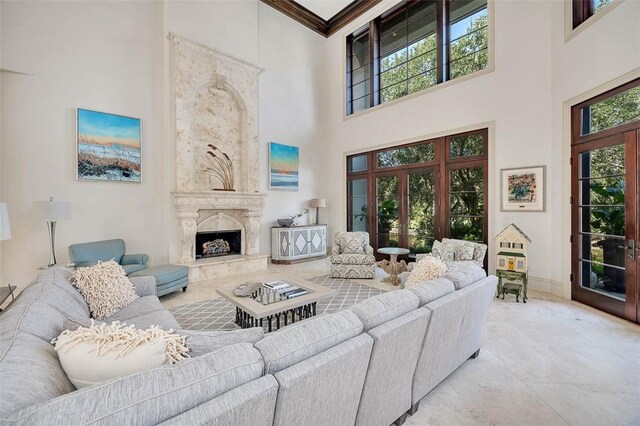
[72,260,138,320]
[53,321,189,389]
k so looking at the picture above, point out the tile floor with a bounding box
[161,259,640,426]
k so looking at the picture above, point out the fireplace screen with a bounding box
[195,230,241,259]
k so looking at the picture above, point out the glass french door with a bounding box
[571,131,639,323]
[374,168,438,256]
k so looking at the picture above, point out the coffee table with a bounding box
[377,247,410,286]
[216,280,336,332]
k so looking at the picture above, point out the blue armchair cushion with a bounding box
[121,254,149,266]
[68,239,126,264]
[130,265,188,286]
[122,264,147,275]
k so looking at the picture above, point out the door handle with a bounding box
[617,239,635,260]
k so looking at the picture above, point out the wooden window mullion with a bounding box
[370,19,380,108]
[436,0,446,84]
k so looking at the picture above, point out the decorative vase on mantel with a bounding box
[206,144,235,191]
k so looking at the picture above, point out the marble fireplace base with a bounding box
[186,254,269,283]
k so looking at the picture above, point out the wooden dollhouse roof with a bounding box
[493,223,532,242]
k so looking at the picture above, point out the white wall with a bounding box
[1,1,167,285]
[322,0,639,297]
[1,0,327,284]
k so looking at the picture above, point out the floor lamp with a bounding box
[34,198,70,267]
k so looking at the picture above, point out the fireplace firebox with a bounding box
[195,230,241,259]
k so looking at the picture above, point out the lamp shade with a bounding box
[34,199,70,221]
[309,198,326,208]
[0,203,11,241]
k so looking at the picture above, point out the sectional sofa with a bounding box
[0,264,496,426]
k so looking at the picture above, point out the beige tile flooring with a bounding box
[161,259,640,426]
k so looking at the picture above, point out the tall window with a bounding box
[572,0,614,29]
[346,128,488,256]
[346,0,489,115]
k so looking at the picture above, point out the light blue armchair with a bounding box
[68,239,149,275]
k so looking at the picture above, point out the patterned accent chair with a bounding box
[330,232,376,279]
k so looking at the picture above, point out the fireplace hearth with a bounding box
[195,230,241,260]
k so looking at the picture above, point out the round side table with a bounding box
[377,247,410,286]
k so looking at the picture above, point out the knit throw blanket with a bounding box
[52,321,190,364]
[72,260,138,320]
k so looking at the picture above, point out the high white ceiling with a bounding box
[294,0,354,20]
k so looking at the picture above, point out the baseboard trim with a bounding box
[528,276,564,298]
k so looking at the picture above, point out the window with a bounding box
[346,0,489,115]
[500,241,511,248]
[346,128,488,255]
[513,242,524,249]
[572,0,614,29]
[579,84,640,136]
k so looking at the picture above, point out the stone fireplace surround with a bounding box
[169,33,269,282]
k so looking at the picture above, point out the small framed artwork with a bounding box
[76,108,142,182]
[269,142,299,191]
[501,165,545,212]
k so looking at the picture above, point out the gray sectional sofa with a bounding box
[0,264,496,426]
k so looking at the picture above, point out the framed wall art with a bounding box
[269,142,299,191]
[501,165,545,212]
[76,108,141,182]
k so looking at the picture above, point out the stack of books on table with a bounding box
[263,281,308,299]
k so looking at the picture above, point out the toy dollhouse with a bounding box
[493,223,531,302]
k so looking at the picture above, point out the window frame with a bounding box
[565,0,624,41]
[346,0,491,116]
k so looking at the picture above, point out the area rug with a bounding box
[169,275,386,331]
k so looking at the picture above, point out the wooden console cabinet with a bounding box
[271,224,327,264]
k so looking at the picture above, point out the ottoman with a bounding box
[130,264,189,297]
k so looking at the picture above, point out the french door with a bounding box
[571,79,640,323]
[374,168,439,254]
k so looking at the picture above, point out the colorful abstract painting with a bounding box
[76,108,141,182]
[501,166,545,212]
[269,142,299,191]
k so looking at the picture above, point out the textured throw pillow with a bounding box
[72,260,138,320]
[405,255,448,288]
[52,321,189,389]
[452,240,476,261]
[431,240,454,262]
[342,238,365,254]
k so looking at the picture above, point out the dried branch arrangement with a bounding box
[206,144,235,191]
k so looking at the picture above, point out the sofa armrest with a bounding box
[130,276,157,297]
[364,245,374,256]
[331,245,340,256]
[121,253,149,265]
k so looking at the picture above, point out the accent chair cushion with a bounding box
[68,239,126,265]
[336,232,368,254]
[431,240,454,262]
[122,264,147,275]
[130,265,189,286]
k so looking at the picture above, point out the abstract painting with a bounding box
[269,142,299,191]
[501,166,545,211]
[76,108,141,182]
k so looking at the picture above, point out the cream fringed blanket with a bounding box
[72,260,139,320]
[52,321,190,364]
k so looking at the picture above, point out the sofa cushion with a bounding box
[179,328,264,357]
[104,296,164,322]
[2,343,264,425]
[122,264,147,275]
[254,310,364,374]
[349,290,419,330]
[130,265,188,286]
[408,278,455,306]
[0,332,75,418]
[444,264,487,290]
[68,239,126,265]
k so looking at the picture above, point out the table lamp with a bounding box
[309,198,326,225]
[33,197,70,267]
[0,203,11,241]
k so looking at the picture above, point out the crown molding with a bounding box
[260,0,381,37]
